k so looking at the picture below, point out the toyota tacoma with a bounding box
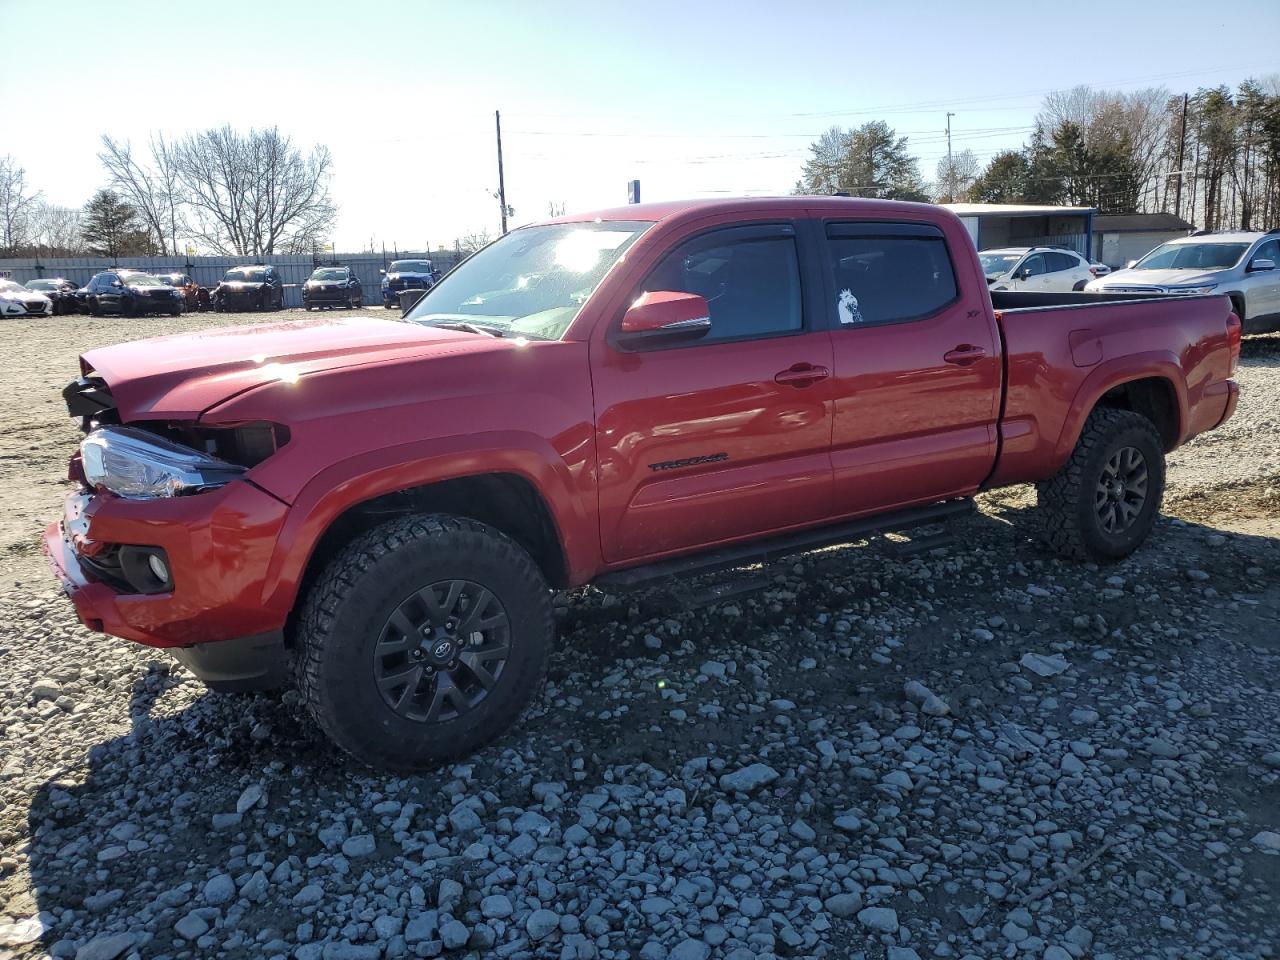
[45,197,1241,769]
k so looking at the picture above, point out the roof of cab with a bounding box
[543,195,955,227]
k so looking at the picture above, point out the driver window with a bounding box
[640,234,802,343]
[1020,254,1046,277]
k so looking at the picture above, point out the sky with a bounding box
[4,0,1280,253]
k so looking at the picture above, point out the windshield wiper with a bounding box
[431,321,504,338]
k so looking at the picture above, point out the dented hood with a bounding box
[80,315,493,421]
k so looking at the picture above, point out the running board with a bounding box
[596,498,975,590]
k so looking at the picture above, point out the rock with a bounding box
[211,811,242,831]
[888,949,922,960]
[31,678,62,701]
[1186,568,1210,581]
[437,878,463,912]
[1252,831,1280,854]
[481,894,513,919]
[74,933,137,960]
[439,919,469,950]
[323,942,381,960]
[903,680,950,716]
[0,918,47,947]
[1020,652,1069,677]
[174,912,209,940]
[857,907,898,933]
[824,893,862,917]
[526,909,559,940]
[448,804,482,834]
[235,783,264,814]
[203,873,236,905]
[834,814,864,833]
[790,819,816,841]
[341,834,376,858]
[669,940,711,960]
[1146,738,1182,759]
[293,883,325,906]
[718,763,779,794]
[404,911,438,943]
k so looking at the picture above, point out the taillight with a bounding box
[1089,266,1101,277]
[1226,311,1241,376]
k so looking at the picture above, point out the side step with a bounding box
[596,498,975,590]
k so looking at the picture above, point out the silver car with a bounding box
[1085,230,1280,334]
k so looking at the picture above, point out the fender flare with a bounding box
[1050,353,1187,467]
[256,430,594,615]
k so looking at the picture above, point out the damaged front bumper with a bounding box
[44,482,293,691]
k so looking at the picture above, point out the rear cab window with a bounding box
[822,221,958,327]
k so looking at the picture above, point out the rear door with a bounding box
[818,219,1002,516]
[592,220,836,563]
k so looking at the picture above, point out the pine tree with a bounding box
[81,189,154,259]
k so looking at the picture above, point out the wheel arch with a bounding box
[1053,359,1187,467]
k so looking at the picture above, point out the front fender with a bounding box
[256,430,598,616]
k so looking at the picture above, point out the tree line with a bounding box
[0,126,336,260]
[794,76,1280,230]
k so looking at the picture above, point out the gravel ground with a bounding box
[0,312,1278,960]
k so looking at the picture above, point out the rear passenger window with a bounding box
[825,224,957,326]
[640,231,802,342]
[1046,252,1077,272]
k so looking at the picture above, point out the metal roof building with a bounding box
[1090,212,1195,268]
[942,203,1097,258]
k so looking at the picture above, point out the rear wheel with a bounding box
[296,515,553,769]
[1035,407,1165,562]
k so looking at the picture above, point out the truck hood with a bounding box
[80,315,490,421]
[1093,267,1223,289]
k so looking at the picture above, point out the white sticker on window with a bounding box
[838,288,864,325]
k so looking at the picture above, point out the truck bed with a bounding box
[986,290,1238,488]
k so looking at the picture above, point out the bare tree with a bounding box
[0,155,41,253]
[98,135,182,255]
[935,149,980,202]
[27,202,83,255]
[457,229,494,257]
[172,126,336,256]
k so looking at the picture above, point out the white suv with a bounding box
[980,247,1096,293]
[1085,230,1280,334]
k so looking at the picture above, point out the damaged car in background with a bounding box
[1,279,53,317]
[303,265,364,310]
[212,265,285,312]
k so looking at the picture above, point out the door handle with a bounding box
[943,345,987,366]
[774,363,830,387]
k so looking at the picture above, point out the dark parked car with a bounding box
[380,259,438,307]
[303,266,363,310]
[83,271,185,316]
[25,277,80,314]
[212,265,284,312]
[152,273,204,312]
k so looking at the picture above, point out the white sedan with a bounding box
[0,279,53,317]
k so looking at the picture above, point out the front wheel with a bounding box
[296,515,553,769]
[1035,407,1165,562]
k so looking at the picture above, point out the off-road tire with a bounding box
[296,514,553,769]
[1035,407,1165,562]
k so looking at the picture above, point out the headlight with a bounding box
[80,426,246,499]
[1167,284,1218,295]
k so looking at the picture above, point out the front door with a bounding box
[592,222,835,563]
[819,219,1002,516]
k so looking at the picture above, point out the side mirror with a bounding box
[111,280,123,288]
[1015,268,1031,281]
[1125,259,1138,269]
[1248,257,1275,272]
[379,268,386,275]
[617,291,712,348]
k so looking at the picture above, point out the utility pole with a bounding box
[1173,93,1188,219]
[495,110,508,235]
[945,112,956,201]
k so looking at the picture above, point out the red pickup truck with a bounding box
[46,197,1241,768]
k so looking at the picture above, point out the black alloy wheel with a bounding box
[372,579,511,724]
[1094,446,1148,534]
